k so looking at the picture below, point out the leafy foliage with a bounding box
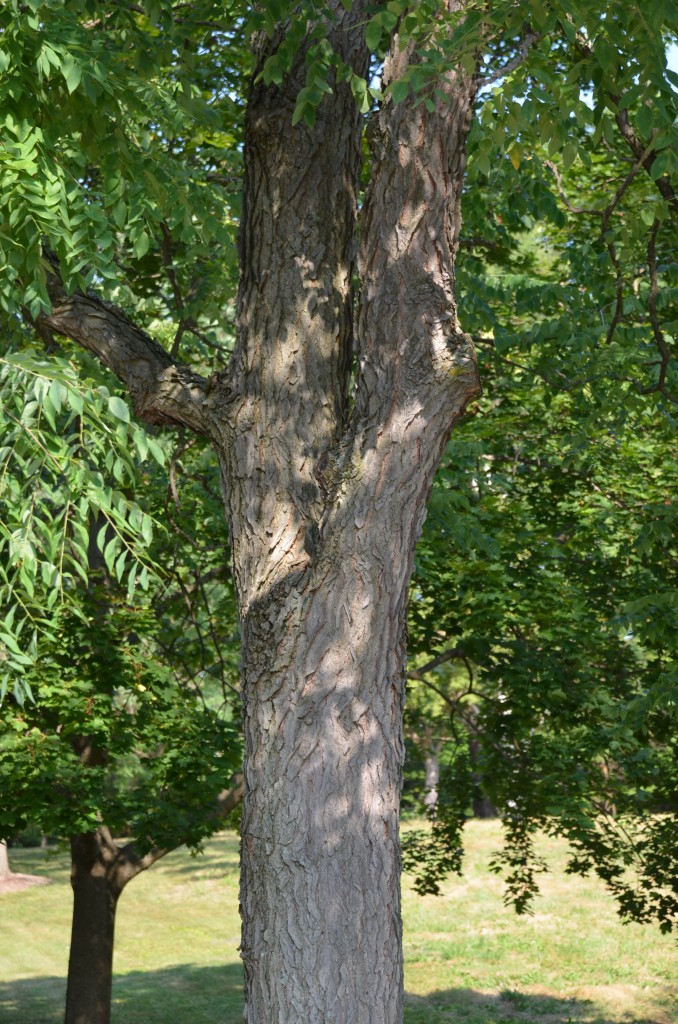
[0,594,240,852]
[0,349,165,702]
[0,0,243,335]
[405,106,677,925]
[0,358,242,851]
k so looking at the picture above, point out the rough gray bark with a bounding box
[39,7,481,1022]
[234,22,478,1015]
[43,276,209,435]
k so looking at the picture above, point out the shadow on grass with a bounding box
[0,967,669,1024]
[404,987,665,1024]
[2,849,69,886]
[0,964,244,1024]
[162,853,240,879]
[157,832,241,879]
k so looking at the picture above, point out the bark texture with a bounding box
[41,273,209,435]
[230,19,480,1023]
[210,6,369,615]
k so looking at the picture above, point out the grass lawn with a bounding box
[1,821,675,1024]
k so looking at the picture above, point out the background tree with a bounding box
[0,2,676,1022]
[404,110,677,927]
[0,351,243,1024]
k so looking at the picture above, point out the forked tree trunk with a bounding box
[64,829,162,1024]
[42,5,481,1022]
[62,781,243,1024]
[222,10,480,1021]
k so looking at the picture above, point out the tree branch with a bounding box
[544,159,598,215]
[642,220,676,401]
[570,31,678,217]
[38,269,211,437]
[477,30,541,87]
[117,773,244,879]
[408,647,465,679]
[612,106,678,217]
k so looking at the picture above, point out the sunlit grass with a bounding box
[1,821,675,1023]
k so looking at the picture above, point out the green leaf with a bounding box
[146,438,165,465]
[62,58,82,94]
[108,396,130,423]
[562,142,578,170]
[133,231,150,259]
[126,562,138,600]
[141,515,153,546]
[365,16,383,52]
[391,79,410,105]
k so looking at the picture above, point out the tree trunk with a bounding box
[65,833,123,1024]
[227,13,480,1022]
[0,839,11,881]
[64,829,161,1024]
[424,751,441,817]
[468,708,497,819]
[63,781,243,1024]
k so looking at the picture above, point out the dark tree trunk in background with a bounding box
[64,828,167,1024]
[62,781,243,1024]
[468,709,496,819]
[65,832,124,1024]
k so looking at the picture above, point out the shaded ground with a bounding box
[0,968,672,1024]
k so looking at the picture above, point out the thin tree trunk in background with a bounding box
[0,840,11,881]
[424,751,441,816]
[468,707,496,819]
